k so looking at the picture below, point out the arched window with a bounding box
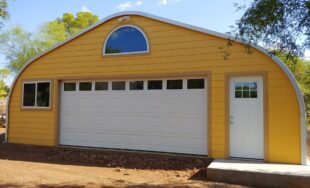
[104,25,149,55]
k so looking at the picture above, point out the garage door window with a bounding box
[95,82,108,91]
[23,81,51,108]
[148,80,162,90]
[112,81,126,90]
[79,82,92,91]
[64,83,76,91]
[130,81,144,90]
[167,80,183,89]
[187,79,204,89]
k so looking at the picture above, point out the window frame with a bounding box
[22,80,52,109]
[103,24,150,56]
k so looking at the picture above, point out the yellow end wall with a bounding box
[8,15,301,164]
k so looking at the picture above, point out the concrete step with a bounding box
[207,159,310,188]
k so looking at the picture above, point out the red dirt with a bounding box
[0,128,248,187]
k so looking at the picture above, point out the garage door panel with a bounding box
[61,117,206,136]
[61,125,206,140]
[60,78,208,155]
[61,132,207,155]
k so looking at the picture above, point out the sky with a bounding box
[4,0,246,33]
[0,0,308,84]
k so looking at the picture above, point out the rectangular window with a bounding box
[23,83,36,107]
[249,82,257,98]
[234,82,242,98]
[36,82,50,107]
[148,80,162,90]
[187,79,205,89]
[167,79,183,89]
[95,82,108,91]
[64,83,76,91]
[79,82,92,91]
[235,82,258,98]
[242,82,250,98]
[23,81,51,108]
[130,81,144,90]
[112,81,126,90]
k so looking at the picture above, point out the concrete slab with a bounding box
[207,159,310,188]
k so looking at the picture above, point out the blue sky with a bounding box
[15,0,310,85]
[5,0,246,33]
[1,0,251,84]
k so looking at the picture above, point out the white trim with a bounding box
[5,11,307,165]
[21,81,51,109]
[103,24,149,56]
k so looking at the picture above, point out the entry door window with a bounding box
[235,82,257,98]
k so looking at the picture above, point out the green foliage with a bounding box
[0,0,9,29]
[0,26,45,73]
[0,12,100,74]
[232,0,310,124]
[0,68,10,97]
[59,12,99,35]
[234,0,310,58]
[39,12,99,45]
[39,20,67,47]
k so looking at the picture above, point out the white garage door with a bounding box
[60,78,208,155]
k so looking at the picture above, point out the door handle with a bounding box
[230,116,233,125]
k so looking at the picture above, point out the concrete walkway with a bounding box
[207,159,310,188]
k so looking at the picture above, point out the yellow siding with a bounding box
[8,15,301,164]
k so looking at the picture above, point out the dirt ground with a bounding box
[0,127,308,188]
[0,128,248,188]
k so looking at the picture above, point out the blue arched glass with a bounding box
[105,26,148,54]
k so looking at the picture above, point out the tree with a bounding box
[0,12,100,74]
[59,12,99,35]
[39,12,99,46]
[0,68,10,97]
[233,0,310,123]
[234,0,310,59]
[0,26,45,73]
[0,0,9,29]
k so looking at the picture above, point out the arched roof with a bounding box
[5,11,307,164]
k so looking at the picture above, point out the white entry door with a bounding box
[229,76,264,159]
[59,78,208,155]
